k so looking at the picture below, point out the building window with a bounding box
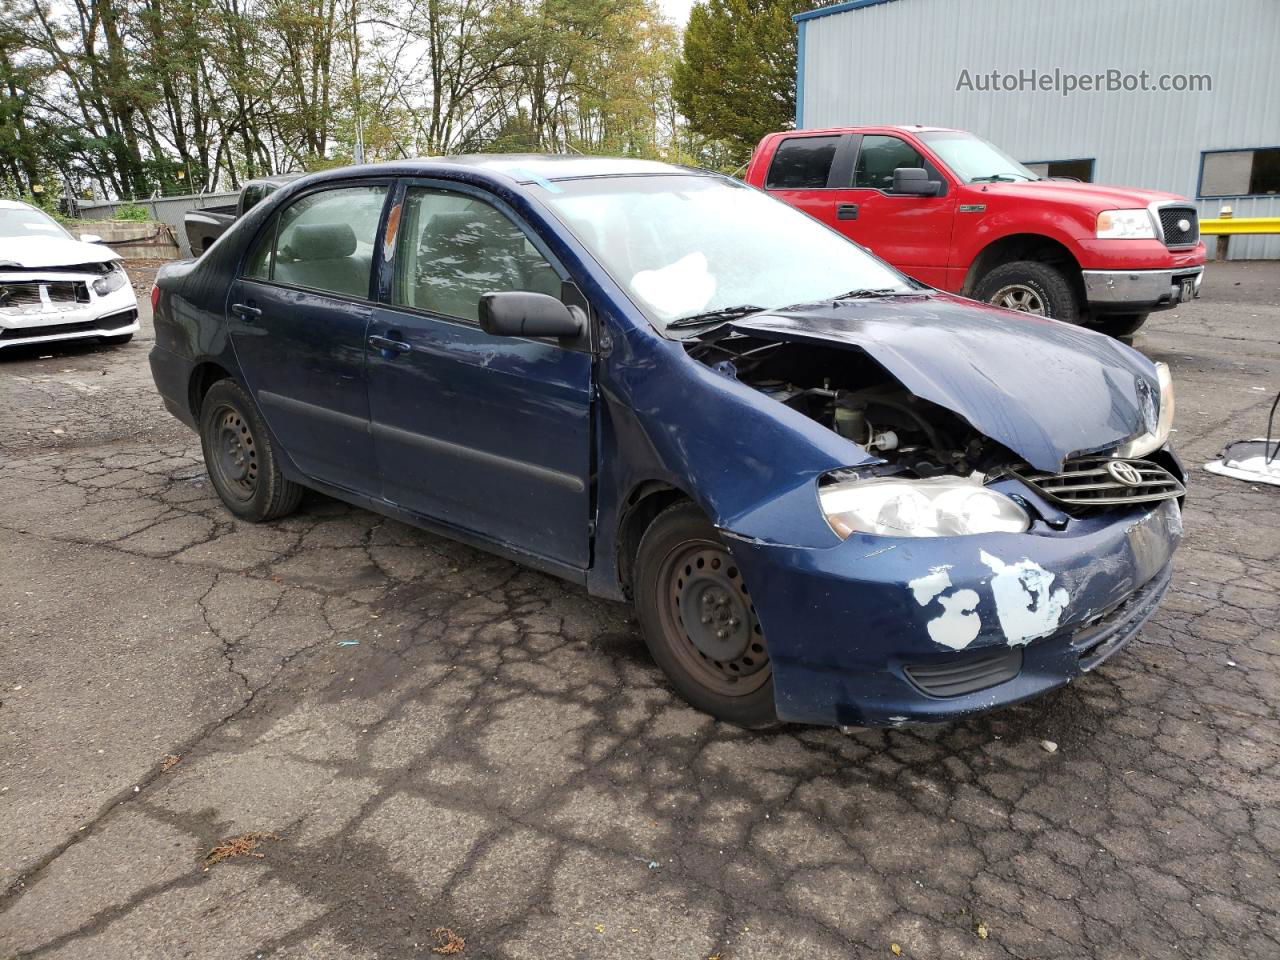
[766,135,840,190]
[1025,158,1094,182]
[1200,148,1280,198]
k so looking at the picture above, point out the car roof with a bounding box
[779,125,962,137]
[300,154,708,188]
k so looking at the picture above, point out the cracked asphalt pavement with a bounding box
[2,261,1278,959]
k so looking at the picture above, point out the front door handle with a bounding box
[369,334,411,356]
[836,202,859,221]
[231,302,262,321]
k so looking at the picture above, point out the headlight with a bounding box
[819,473,1031,539]
[1096,209,1156,239]
[1115,361,1175,458]
[92,262,128,296]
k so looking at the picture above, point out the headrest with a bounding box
[420,210,522,256]
[282,222,357,260]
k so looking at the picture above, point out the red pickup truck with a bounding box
[745,126,1206,337]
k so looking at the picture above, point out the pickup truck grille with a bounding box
[1157,205,1199,247]
[1013,457,1184,508]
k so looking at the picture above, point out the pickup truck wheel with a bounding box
[975,261,1080,322]
[634,502,777,728]
[1089,313,1149,339]
[199,379,303,522]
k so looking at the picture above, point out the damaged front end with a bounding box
[0,260,139,349]
[684,299,1185,726]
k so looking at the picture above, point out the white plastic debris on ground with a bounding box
[1204,438,1280,487]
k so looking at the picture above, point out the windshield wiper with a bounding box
[666,304,765,330]
[969,174,1019,183]
[833,288,913,301]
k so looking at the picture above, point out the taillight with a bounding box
[150,283,160,311]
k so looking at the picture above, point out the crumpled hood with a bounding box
[0,235,121,270]
[727,293,1161,472]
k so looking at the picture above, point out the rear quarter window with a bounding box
[765,136,841,190]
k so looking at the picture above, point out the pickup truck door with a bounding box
[820,134,957,289]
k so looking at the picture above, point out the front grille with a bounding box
[1014,457,1185,508]
[0,280,90,310]
[904,647,1023,697]
[1157,205,1199,247]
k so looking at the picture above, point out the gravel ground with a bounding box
[1,260,1277,960]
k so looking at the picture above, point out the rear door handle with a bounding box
[231,302,262,321]
[369,334,411,356]
[836,203,859,220]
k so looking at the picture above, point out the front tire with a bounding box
[100,333,133,345]
[1089,312,1149,339]
[633,502,777,728]
[199,379,303,522]
[974,260,1080,322]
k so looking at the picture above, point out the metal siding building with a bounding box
[796,0,1280,258]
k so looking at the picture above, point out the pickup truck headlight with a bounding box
[1096,209,1156,240]
[819,474,1031,539]
[1115,361,1175,458]
[92,262,128,296]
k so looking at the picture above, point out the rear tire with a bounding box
[199,379,303,522]
[633,501,777,728]
[1089,312,1149,339]
[974,260,1080,322]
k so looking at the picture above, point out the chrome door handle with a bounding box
[231,302,262,320]
[368,334,411,355]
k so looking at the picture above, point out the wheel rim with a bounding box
[656,539,770,697]
[209,404,258,501]
[990,283,1047,315]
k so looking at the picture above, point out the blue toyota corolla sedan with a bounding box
[148,156,1185,728]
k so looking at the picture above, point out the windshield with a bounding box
[0,205,71,240]
[918,131,1039,183]
[539,175,914,332]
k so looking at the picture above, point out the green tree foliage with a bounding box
[0,0,685,202]
[673,0,815,167]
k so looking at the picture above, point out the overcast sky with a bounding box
[659,0,695,27]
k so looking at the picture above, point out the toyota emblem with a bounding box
[1177,218,1191,232]
[1106,460,1144,487]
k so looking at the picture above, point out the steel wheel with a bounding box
[990,283,1046,315]
[656,539,770,697]
[209,404,259,502]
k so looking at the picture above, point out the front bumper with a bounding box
[724,498,1183,727]
[1082,265,1203,314]
[0,275,139,349]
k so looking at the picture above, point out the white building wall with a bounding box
[800,0,1280,258]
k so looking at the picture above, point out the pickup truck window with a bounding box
[766,135,840,190]
[853,136,926,191]
[917,131,1038,183]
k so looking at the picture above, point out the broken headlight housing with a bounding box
[92,262,128,296]
[1114,361,1174,459]
[819,473,1031,539]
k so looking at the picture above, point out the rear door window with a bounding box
[268,185,388,299]
[854,136,926,191]
[765,136,841,190]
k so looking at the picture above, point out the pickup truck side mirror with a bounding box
[892,168,942,197]
[479,291,584,338]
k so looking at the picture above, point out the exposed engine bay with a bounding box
[689,334,1020,479]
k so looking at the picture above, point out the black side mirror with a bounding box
[892,167,942,196]
[479,291,583,338]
